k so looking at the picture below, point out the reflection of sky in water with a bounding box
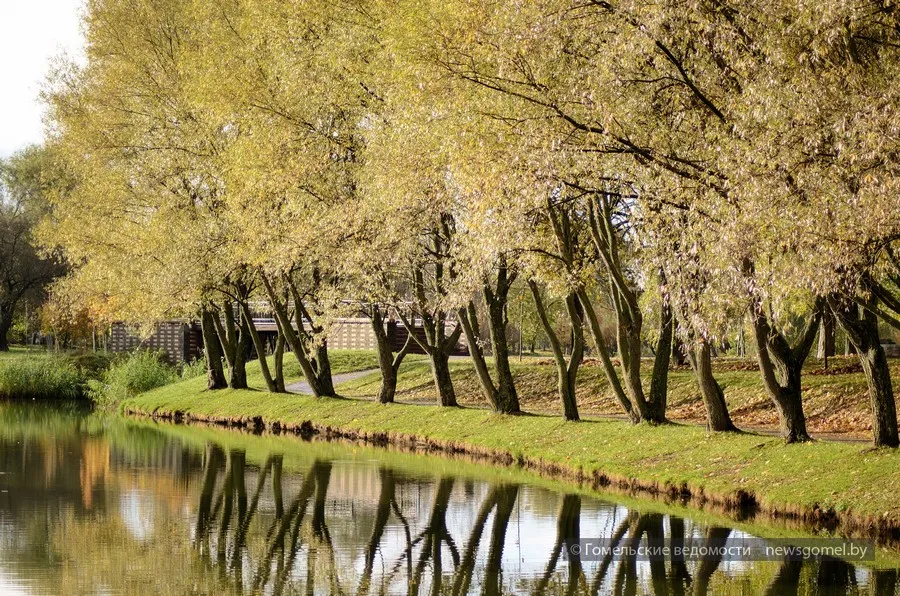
[119,490,155,542]
[0,569,29,595]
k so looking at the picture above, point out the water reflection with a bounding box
[0,404,897,595]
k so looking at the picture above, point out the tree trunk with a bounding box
[647,297,673,423]
[530,281,582,421]
[397,271,463,408]
[577,288,637,421]
[214,302,248,390]
[484,260,521,413]
[370,306,412,404]
[200,308,227,390]
[747,297,819,443]
[290,279,337,397]
[0,308,12,351]
[688,339,738,432]
[311,341,335,396]
[616,313,652,420]
[230,316,250,390]
[817,310,836,360]
[260,273,328,397]
[273,332,286,393]
[858,344,899,448]
[831,298,899,448]
[239,301,278,392]
[458,301,500,407]
[430,350,458,407]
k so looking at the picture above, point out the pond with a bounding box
[0,404,896,595]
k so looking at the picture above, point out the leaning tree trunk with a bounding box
[291,284,337,397]
[616,312,653,420]
[238,300,278,393]
[579,288,637,421]
[260,272,331,397]
[831,298,899,448]
[370,305,413,404]
[200,308,227,390]
[458,299,520,414]
[688,339,738,432]
[530,281,583,421]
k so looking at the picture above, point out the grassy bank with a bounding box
[124,369,900,544]
[0,349,92,400]
[339,356,900,436]
[0,347,410,403]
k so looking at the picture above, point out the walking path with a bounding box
[286,368,380,395]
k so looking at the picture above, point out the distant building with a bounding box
[110,321,202,364]
[110,315,467,364]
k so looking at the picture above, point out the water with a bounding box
[0,404,896,595]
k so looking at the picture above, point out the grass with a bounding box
[153,349,423,397]
[0,352,87,400]
[123,364,900,539]
[339,355,897,436]
[88,350,179,406]
[0,347,415,404]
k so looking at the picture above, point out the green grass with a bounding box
[339,356,895,435]
[161,349,418,396]
[124,366,900,533]
[0,353,86,400]
[88,350,178,406]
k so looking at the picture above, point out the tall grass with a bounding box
[180,357,207,380]
[89,351,178,407]
[0,357,86,400]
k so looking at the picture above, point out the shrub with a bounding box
[89,350,177,406]
[63,352,114,380]
[0,357,85,400]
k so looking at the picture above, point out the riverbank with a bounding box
[124,373,900,545]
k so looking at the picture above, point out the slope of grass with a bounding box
[123,368,900,537]
[338,356,896,435]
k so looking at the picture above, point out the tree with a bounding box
[0,146,66,350]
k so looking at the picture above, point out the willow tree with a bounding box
[394,0,701,424]
[42,0,258,390]
[183,0,395,397]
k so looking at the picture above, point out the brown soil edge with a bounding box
[124,405,900,549]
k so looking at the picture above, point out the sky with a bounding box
[0,0,85,157]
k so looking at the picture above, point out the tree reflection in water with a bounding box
[182,442,900,596]
[1,409,897,596]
